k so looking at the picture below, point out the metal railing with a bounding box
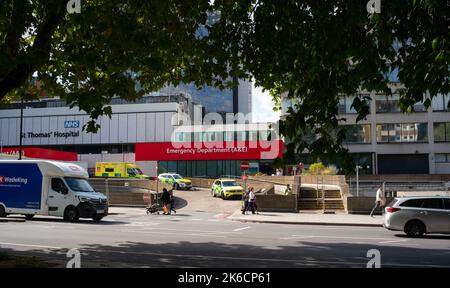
[347,179,449,197]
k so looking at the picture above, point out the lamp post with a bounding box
[356,165,361,197]
[19,97,24,160]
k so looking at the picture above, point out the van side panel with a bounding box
[0,163,43,210]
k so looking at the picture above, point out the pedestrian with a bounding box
[242,188,250,214]
[370,183,386,217]
[246,187,256,214]
[276,168,282,176]
[169,188,176,214]
[160,188,172,215]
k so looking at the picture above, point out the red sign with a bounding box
[2,147,77,161]
[240,161,250,170]
[135,140,283,161]
[142,192,151,203]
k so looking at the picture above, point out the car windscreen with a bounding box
[135,168,144,175]
[64,177,95,192]
[173,174,182,179]
[222,181,239,187]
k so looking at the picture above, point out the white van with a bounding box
[0,160,108,222]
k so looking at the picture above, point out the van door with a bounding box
[48,178,70,217]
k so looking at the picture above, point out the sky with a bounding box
[252,84,281,123]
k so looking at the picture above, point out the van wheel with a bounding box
[25,214,35,220]
[64,207,79,222]
[0,206,6,218]
[404,220,426,237]
[92,217,103,222]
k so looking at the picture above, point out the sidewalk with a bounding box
[228,210,383,227]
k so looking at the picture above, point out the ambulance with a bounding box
[95,162,149,179]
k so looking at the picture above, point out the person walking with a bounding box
[160,188,172,215]
[370,183,386,217]
[246,187,256,214]
[242,188,250,214]
[169,188,176,214]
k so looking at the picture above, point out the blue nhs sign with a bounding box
[64,120,80,129]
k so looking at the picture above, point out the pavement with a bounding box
[228,210,383,227]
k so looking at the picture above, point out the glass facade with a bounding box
[435,153,450,163]
[173,130,275,143]
[158,160,264,178]
[376,123,428,143]
[432,94,450,111]
[344,124,371,144]
[375,94,426,113]
[433,122,450,142]
[174,83,233,114]
[338,95,370,114]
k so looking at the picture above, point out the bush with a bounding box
[303,162,337,175]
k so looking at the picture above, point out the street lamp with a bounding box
[356,165,362,197]
[356,164,370,197]
[18,97,24,160]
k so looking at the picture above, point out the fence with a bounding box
[347,179,450,197]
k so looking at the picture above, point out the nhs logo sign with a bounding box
[64,120,80,129]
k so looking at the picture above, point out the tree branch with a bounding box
[0,0,67,101]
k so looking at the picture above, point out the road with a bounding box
[1,189,450,268]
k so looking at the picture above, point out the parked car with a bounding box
[383,196,450,237]
[158,173,192,190]
[211,178,244,200]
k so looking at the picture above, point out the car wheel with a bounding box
[0,205,6,218]
[404,220,426,237]
[174,183,179,190]
[25,214,35,220]
[64,207,79,222]
[92,217,103,222]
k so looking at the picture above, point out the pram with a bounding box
[145,198,177,215]
[146,200,163,215]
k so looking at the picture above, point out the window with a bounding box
[435,154,450,163]
[376,94,401,113]
[432,93,450,111]
[400,199,423,208]
[337,95,369,114]
[344,124,371,144]
[433,122,450,142]
[421,199,444,210]
[51,178,67,193]
[376,123,428,143]
[105,168,114,172]
[444,199,450,210]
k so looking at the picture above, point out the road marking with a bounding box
[233,226,250,232]
[0,242,63,250]
[379,239,410,244]
[139,227,240,235]
[280,235,402,242]
[208,219,220,222]
[191,218,202,221]
[118,230,226,238]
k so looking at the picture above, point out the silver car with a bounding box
[383,196,450,237]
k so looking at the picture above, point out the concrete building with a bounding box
[281,84,450,174]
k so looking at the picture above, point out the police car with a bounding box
[211,178,244,200]
[158,173,192,190]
